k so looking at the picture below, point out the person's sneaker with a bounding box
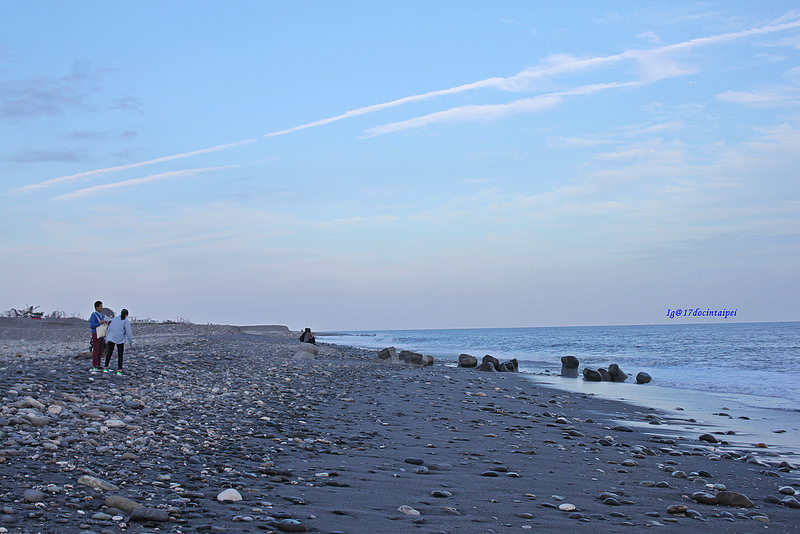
[90,367,100,372]
[116,370,123,376]
[103,368,109,373]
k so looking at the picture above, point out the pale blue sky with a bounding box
[2,2,799,329]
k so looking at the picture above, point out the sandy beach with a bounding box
[1,318,799,533]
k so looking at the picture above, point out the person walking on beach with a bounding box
[104,308,133,375]
[89,300,109,371]
[299,327,316,344]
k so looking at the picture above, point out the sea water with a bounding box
[322,322,800,407]
[323,321,800,459]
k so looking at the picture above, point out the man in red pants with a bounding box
[89,300,108,371]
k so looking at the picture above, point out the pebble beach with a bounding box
[1,318,799,533]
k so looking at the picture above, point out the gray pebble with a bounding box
[22,489,44,503]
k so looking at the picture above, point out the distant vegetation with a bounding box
[2,305,78,319]
[2,305,192,324]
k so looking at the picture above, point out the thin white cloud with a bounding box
[263,77,509,137]
[52,164,239,200]
[638,30,662,44]
[317,215,400,229]
[717,89,799,107]
[364,82,640,137]
[14,139,256,194]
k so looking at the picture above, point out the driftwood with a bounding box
[9,305,43,318]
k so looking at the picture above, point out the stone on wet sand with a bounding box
[130,506,170,522]
[278,518,308,532]
[77,475,119,491]
[691,492,718,505]
[782,497,800,509]
[583,368,602,381]
[715,491,754,508]
[667,504,687,514]
[105,495,141,513]
[217,488,243,502]
[22,489,44,503]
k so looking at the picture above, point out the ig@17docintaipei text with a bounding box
[666,308,738,319]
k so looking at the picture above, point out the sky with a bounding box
[2,2,799,330]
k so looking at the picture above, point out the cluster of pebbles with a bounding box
[1,318,798,533]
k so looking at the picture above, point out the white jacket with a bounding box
[105,316,133,345]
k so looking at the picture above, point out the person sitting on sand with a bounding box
[89,300,109,371]
[299,327,316,344]
[104,308,133,375]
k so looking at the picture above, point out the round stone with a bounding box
[781,497,800,509]
[216,488,242,502]
[23,490,44,503]
[277,518,307,532]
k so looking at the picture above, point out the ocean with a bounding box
[322,321,800,407]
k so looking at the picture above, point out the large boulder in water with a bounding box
[481,355,501,372]
[583,368,602,381]
[636,372,652,384]
[398,350,433,367]
[458,354,478,368]
[560,356,579,378]
[475,361,496,372]
[608,364,627,382]
[398,350,415,363]
[499,358,518,372]
[378,347,396,360]
[598,368,611,381]
[417,354,434,367]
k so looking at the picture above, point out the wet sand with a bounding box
[526,375,800,463]
[1,318,799,533]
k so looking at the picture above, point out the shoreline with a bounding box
[524,375,800,467]
[1,320,799,532]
